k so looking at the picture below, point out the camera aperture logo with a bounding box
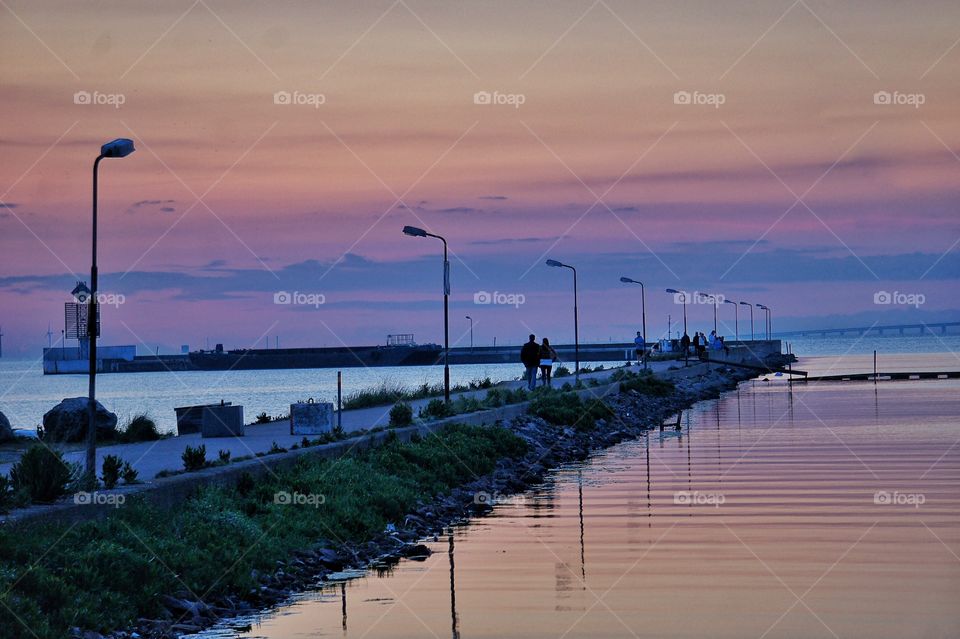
[74,491,126,508]
[274,291,325,308]
[473,490,525,507]
[473,290,525,308]
[273,90,326,108]
[874,490,924,508]
[673,291,723,305]
[873,90,925,108]
[673,90,725,109]
[873,290,924,308]
[274,491,325,507]
[674,490,725,507]
[72,291,126,308]
[73,90,126,109]
[473,90,526,109]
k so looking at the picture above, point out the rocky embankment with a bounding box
[100,361,779,639]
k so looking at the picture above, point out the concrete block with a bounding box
[176,402,231,436]
[290,401,334,435]
[201,405,244,438]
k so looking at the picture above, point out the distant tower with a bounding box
[47,323,53,348]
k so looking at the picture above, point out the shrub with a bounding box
[620,372,675,397]
[268,441,287,454]
[255,412,271,424]
[389,402,413,427]
[484,388,504,408]
[0,475,12,513]
[450,395,482,415]
[418,398,450,421]
[121,414,161,442]
[218,449,231,464]
[10,445,75,503]
[101,455,123,489]
[182,445,207,471]
[121,462,138,485]
[527,390,612,432]
[554,366,571,378]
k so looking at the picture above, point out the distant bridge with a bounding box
[775,321,960,339]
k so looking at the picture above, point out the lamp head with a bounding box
[465,315,472,320]
[665,288,680,294]
[757,303,768,309]
[723,299,736,305]
[100,138,135,158]
[402,225,428,237]
[620,277,634,283]
[546,259,563,268]
[739,301,750,306]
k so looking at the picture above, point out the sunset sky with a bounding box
[1,0,958,355]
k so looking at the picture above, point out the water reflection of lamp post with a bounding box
[546,259,579,383]
[87,137,135,486]
[620,277,647,369]
[403,225,450,402]
[449,533,460,639]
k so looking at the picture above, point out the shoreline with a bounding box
[119,360,779,639]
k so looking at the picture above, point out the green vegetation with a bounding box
[255,411,272,424]
[0,423,526,639]
[181,444,207,471]
[617,370,675,396]
[417,387,532,421]
[343,377,495,410]
[389,402,414,427]
[119,413,162,442]
[554,366,572,378]
[218,449,232,464]
[101,455,123,489]
[527,389,614,432]
[9,445,77,503]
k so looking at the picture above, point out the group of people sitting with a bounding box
[680,330,726,358]
[519,334,559,390]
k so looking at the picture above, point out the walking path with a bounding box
[1,362,682,482]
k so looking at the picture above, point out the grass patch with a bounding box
[0,423,526,639]
[527,389,614,432]
[343,377,495,410]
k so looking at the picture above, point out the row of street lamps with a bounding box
[667,291,772,342]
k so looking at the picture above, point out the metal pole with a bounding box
[572,266,579,383]
[442,239,450,403]
[337,370,343,429]
[749,306,754,341]
[682,299,688,367]
[87,154,104,486]
[713,297,717,333]
[734,303,739,341]
[640,282,647,369]
[873,350,877,383]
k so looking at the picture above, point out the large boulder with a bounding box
[42,397,117,442]
[0,411,13,442]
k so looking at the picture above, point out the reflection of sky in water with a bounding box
[187,353,960,639]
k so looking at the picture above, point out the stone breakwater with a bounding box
[104,362,772,639]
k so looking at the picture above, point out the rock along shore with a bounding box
[94,359,785,639]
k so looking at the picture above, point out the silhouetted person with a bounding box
[633,330,645,365]
[520,334,540,391]
[680,332,690,365]
[539,338,556,387]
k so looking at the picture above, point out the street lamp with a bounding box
[547,259,579,382]
[465,315,473,351]
[739,301,754,341]
[87,137,135,485]
[723,299,738,341]
[403,225,450,402]
[756,304,771,340]
[665,289,687,335]
[619,277,646,369]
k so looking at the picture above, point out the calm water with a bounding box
[0,360,625,433]
[2,334,957,434]
[191,353,959,639]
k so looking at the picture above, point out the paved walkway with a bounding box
[1,362,681,481]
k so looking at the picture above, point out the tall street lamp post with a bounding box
[546,259,579,383]
[87,138,135,485]
[619,277,646,369]
[739,301,754,341]
[665,289,688,366]
[723,299,738,341]
[465,315,473,352]
[756,304,771,340]
[403,225,450,402]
